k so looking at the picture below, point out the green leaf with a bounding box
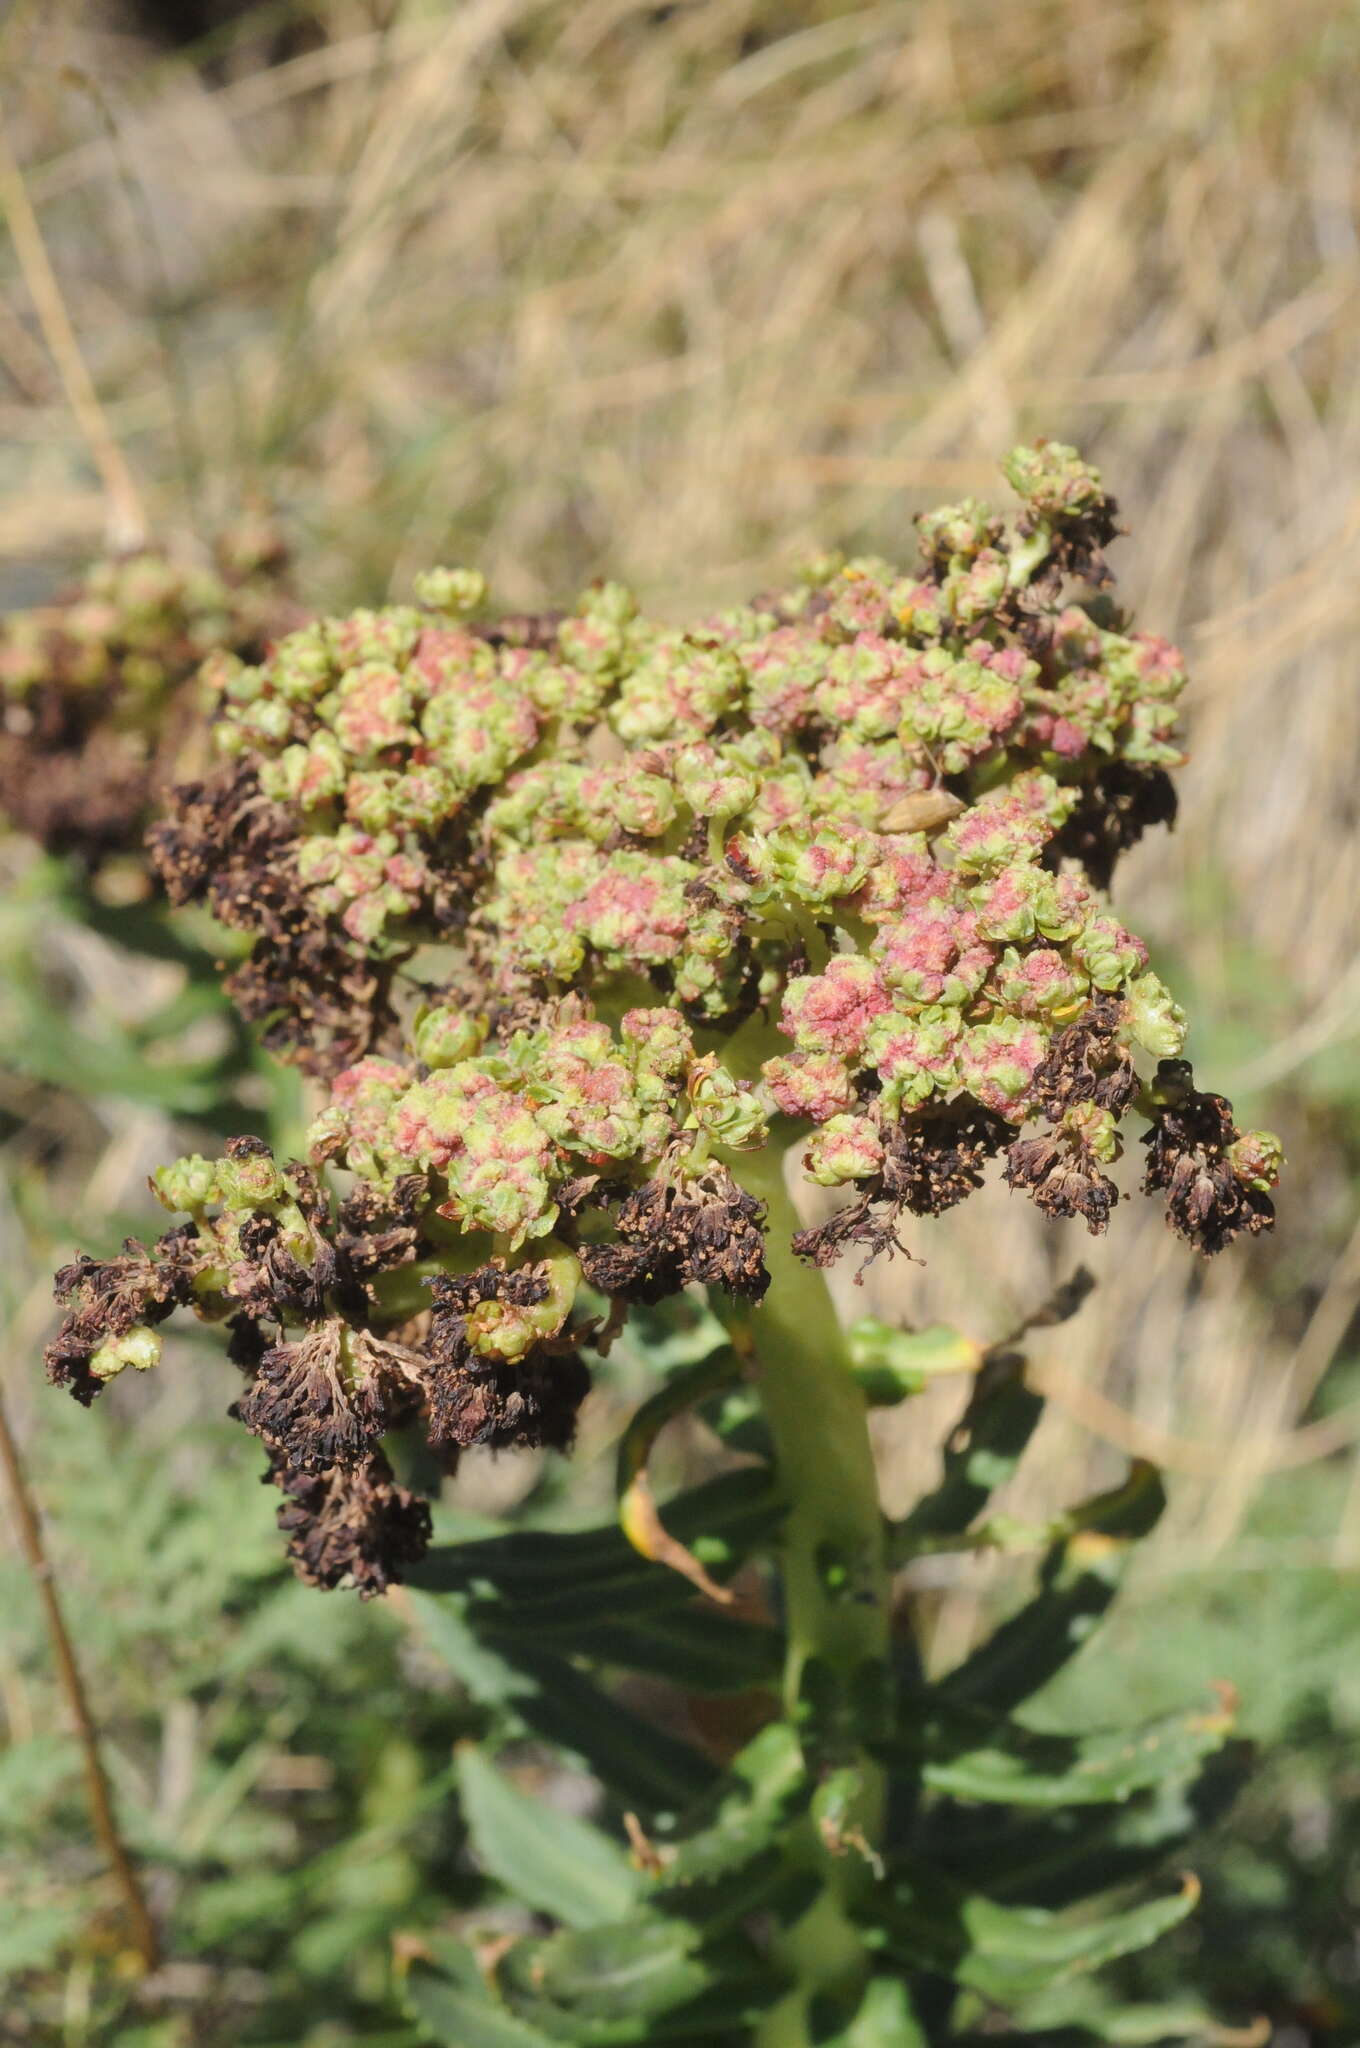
[0,1733,81,1827]
[507,1650,719,1813]
[0,1903,84,1979]
[607,1300,734,1379]
[59,884,232,976]
[497,1916,716,2041]
[696,1379,772,1459]
[186,1869,301,1947]
[816,1976,930,2046]
[455,1746,640,1930]
[885,1695,1236,1808]
[936,1763,1231,1911]
[651,1723,809,1915]
[615,1349,745,1489]
[878,1864,1202,2005]
[893,1354,1044,1549]
[493,1916,781,2043]
[408,1935,766,2048]
[940,1465,1166,1712]
[407,1964,556,2048]
[997,1983,1231,2044]
[408,1590,536,1709]
[1094,2000,1227,2042]
[847,1319,983,1406]
[411,1468,782,1616]
[414,1472,785,1689]
[563,1607,782,1692]
[958,1876,1203,1995]
[407,1596,719,1811]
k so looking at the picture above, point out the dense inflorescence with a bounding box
[149,451,1187,1074]
[0,522,297,864]
[48,446,1282,1593]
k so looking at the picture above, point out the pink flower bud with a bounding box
[781,957,889,1058]
[959,1016,1048,1118]
[761,1052,857,1123]
[804,1113,885,1187]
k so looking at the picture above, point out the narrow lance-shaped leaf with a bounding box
[507,1648,719,1814]
[846,1318,983,1407]
[875,1861,1203,2005]
[935,1759,1237,1913]
[894,1350,1044,1548]
[616,1350,751,1603]
[491,1914,786,2045]
[562,1604,783,1693]
[939,1463,1166,1713]
[456,1745,640,1930]
[956,1877,1203,2001]
[817,1976,931,2047]
[880,1692,1236,1808]
[408,1592,718,1812]
[648,1722,809,1912]
[459,1731,813,2041]
[405,1945,556,2048]
[409,1467,781,1616]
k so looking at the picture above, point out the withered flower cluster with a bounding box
[48,445,1282,1593]
[0,521,296,864]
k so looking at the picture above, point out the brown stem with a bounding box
[0,1387,159,1971]
[0,115,147,549]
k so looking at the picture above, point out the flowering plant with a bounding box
[44,446,1280,2043]
[0,519,294,866]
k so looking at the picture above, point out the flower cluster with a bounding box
[48,446,1282,1593]
[0,522,296,864]
[151,449,1183,1071]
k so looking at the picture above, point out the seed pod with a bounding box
[878,789,966,835]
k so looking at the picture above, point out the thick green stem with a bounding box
[728,1142,891,2047]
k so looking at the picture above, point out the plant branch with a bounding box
[0,1387,159,1971]
[728,1142,891,2048]
[0,113,147,549]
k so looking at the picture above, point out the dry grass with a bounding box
[4,0,1360,1647]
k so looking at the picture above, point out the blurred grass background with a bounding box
[1,1,1359,2041]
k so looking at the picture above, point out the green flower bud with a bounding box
[295,833,343,887]
[343,771,401,833]
[413,1004,488,1068]
[804,1113,884,1187]
[1065,1100,1121,1164]
[217,1150,287,1210]
[582,579,638,628]
[622,1008,695,1084]
[236,696,294,748]
[326,607,423,669]
[331,664,414,759]
[612,770,679,838]
[152,1153,221,1213]
[1125,972,1187,1058]
[686,1055,769,1151]
[294,731,348,808]
[258,745,305,804]
[271,624,336,703]
[413,566,489,616]
[341,888,393,945]
[215,655,261,705]
[89,1325,162,1382]
[558,611,628,677]
[1072,915,1147,992]
[463,1248,580,1362]
[212,721,249,759]
[1001,441,1105,516]
[1228,1129,1284,1191]
[916,498,1000,569]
